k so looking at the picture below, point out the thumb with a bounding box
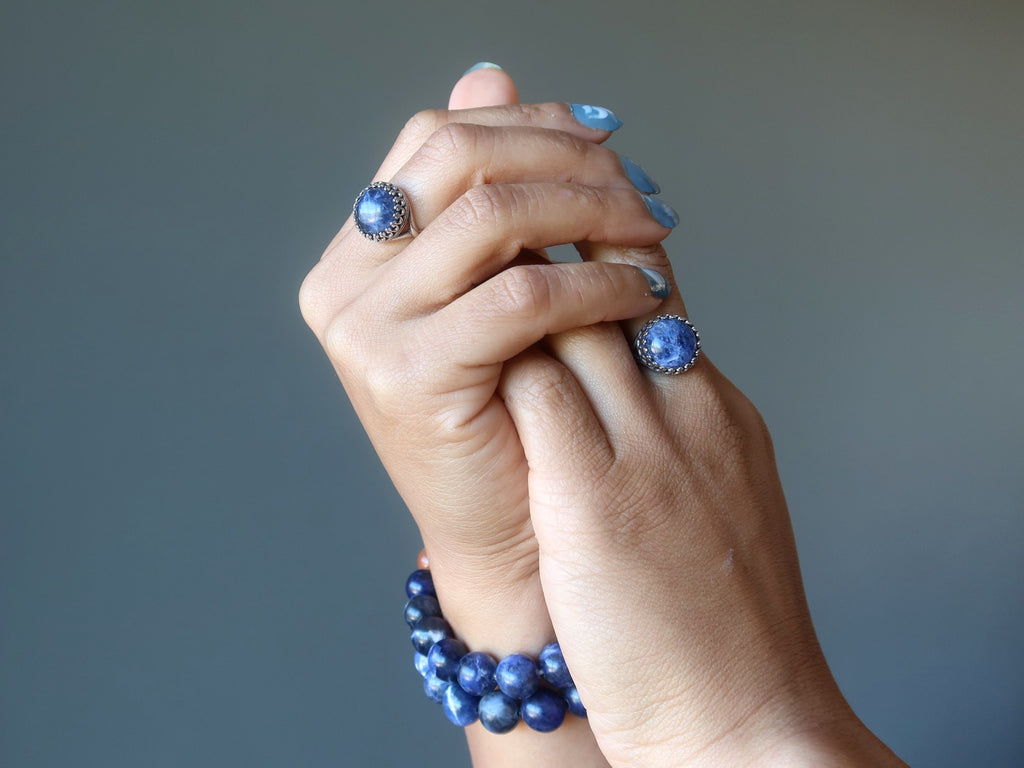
[448,62,519,109]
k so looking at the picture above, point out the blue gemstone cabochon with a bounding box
[354,186,397,235]
[636,315,701,373]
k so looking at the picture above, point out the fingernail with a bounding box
[638,267,671,299]
[641,194,679,228]
[569,103,623,131]
[463,62,503,75]
[621,156,660,194]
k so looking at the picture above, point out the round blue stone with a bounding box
[458,651,498,696]
[496,653,541,699]
[423,670,449,703]
[414,652,430,678]
[354,186,396,235]
[410,615,451,655]
[563,685,587,718]
[478,691,520,734]
[428,637,468,681]
[521,689,567,732]
[643,316,698,370]
[405,569,435,599]
[538,642,574,689]
[404,594,442,629]
[442,683,480,727]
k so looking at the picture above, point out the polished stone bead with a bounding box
[423,670,449,703]
[354,186,396,235]
[442,683,480,727]
[404,594,442,629]
[496,653,541,699]
[521,689,568,732]
[478,691,520,734]
[410,615,452,655]
[428,637,469,681]
[538,642,574,689]
[644,316,698,369]
[414,651,430,678]
[405,569,435,599]
[563,685,587,718]
[458,651,498,696]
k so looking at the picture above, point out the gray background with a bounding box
[2,0,1022,765]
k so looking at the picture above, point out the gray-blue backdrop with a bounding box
[2,1,1022,765]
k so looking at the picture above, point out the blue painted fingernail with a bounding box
[621,156,660,194]
[569,104,623,131]
[638,268,671,299]
[463,62,503,75]
[641,194,679,228]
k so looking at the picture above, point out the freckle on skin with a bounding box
[721,548,735,575]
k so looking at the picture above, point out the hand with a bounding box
[499,230,908,766]
[299,69,672,659]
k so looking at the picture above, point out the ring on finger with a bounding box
[635,314,702,374]
[353,181,416,241]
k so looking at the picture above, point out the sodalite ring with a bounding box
[635,314,702,374]
[352,181,413,242]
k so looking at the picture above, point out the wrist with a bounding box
[419,537,553,656]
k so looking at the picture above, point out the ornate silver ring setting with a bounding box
[635,314,702,374]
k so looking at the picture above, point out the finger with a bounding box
[389,125,644,238]
[422,260,667,368]
[373,101,620,190]
[499,349,615,482]
[385,182,675,313]
[316,100,626,271]
[448,63,519,109]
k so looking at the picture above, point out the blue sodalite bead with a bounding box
[643,316,698,370]
[410,616,452,655]
[496,653,541,699]
[423,670,449,703]
[538,642,574,689]
[405,569,436,599]
[428,637,468,681]
[404,594,442,629]
[478,691,520,734]
[521,689,568,732]
[458,651,498,696]
[442,683,481,727]
[414,652,430,678]
[354,185,396,235]
[563,685,587,718]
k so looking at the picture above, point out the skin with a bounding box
[300,67,907,767]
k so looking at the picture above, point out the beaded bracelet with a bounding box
[404,568,587,733]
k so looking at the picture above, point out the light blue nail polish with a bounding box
[463,62,503,75]
[641,194,679,228]
[621,156,660,195]
[638,268,671,299]
[569,104,623,131]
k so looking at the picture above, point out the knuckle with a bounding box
[408,123,485,181]
[489,265,553,318]
[399,108,446,145]
[617,243,672,272]
[428,122,481,156]
[447,184,507,233]
[322,308,365,368]
[298,262,333,336]
[513,360,579,413]
[696,383,772,467]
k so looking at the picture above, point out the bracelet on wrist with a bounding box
[404,567,587,733]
